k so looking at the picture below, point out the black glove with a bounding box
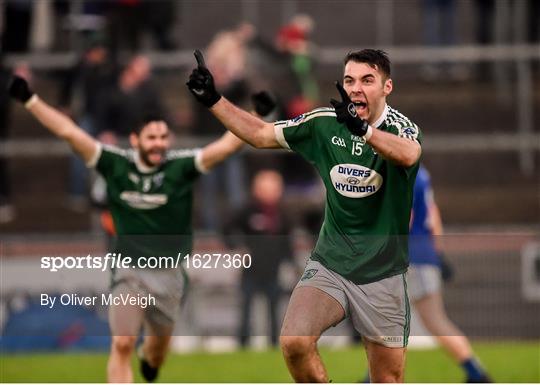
[8,75,34,103]
[439,252,454,282]
[186,50,221,108]
[251,91,276,118]
[330,81,369,137]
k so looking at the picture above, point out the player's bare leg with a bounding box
[107,304,144,382]
[363,338,406,383]
[137,321,174,381]
[280,286,345,382]
[414,292,473,361]
[141,334,172,369]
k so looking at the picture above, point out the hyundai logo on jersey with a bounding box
[330,164,383,198]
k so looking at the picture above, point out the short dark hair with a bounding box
[132,113,167,135]
[344,49,391,78]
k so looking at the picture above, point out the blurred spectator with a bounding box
[275,14,319,117]
[30,0,54,52]
[98,55,167,138]
[141,0,177,51]
[106,0,145,54]
[421,0,467,81]
[226,170,294,348]
[195,23,255,231]
[105,0,177,56]
[1,0,33,52]
[206,22,254,94]
[58,36,117,210]
[423,0,456,48]
[246,15,321,192]
[0,55,15,223]
[52,0,109,52]
[0,62,33,223]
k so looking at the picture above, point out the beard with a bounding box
[139,147,165,168]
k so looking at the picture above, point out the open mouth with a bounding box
[149,148,165,156]
[353,101,367,111]
[147,150,165,162]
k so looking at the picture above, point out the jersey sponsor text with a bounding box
[120,191,168,209]
[330,164,383,198]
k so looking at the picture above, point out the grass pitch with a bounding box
[1,341,539,383]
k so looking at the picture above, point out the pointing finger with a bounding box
[334,81,350,102]
[194,49,206,68]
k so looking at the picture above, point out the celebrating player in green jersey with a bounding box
[8,75,247,383]
[187,49,421,383]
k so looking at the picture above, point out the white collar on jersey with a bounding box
[372,103,389,128]
[134,150,159,173]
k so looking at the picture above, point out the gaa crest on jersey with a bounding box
[402,127,416,135]
[398,125,419,141]
[330,164,383,198]
[286,113,305,126]
[152,172,165,188]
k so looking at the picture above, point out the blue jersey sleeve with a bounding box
[409,165,439,265]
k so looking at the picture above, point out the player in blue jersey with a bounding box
[407,164,492,383]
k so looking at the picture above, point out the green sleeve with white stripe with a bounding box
[274,112,319,162]
[386,120,422,145]
[386,121,422,178]
[95,145,130,181]
[166,153,200,184]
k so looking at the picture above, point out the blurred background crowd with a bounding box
[0,0,539,354]
[1,0,538,230]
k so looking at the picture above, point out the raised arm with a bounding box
[209,98,278,149]
[8,76,98,164]
[198,130,244,171]
[186,50,279,149]
[199,91,280,171]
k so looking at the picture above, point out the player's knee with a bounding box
[280,335,316,360]
[111,336,137,356]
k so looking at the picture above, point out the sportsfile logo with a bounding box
[329,163,383,198]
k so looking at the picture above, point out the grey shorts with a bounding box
[297,260,410,348]
[407,264,442,302]
[109,268,186,335]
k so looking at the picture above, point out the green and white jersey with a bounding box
[275,104,422,284]
[88,144,206,260]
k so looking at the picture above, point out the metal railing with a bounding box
[3,43,539,175]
